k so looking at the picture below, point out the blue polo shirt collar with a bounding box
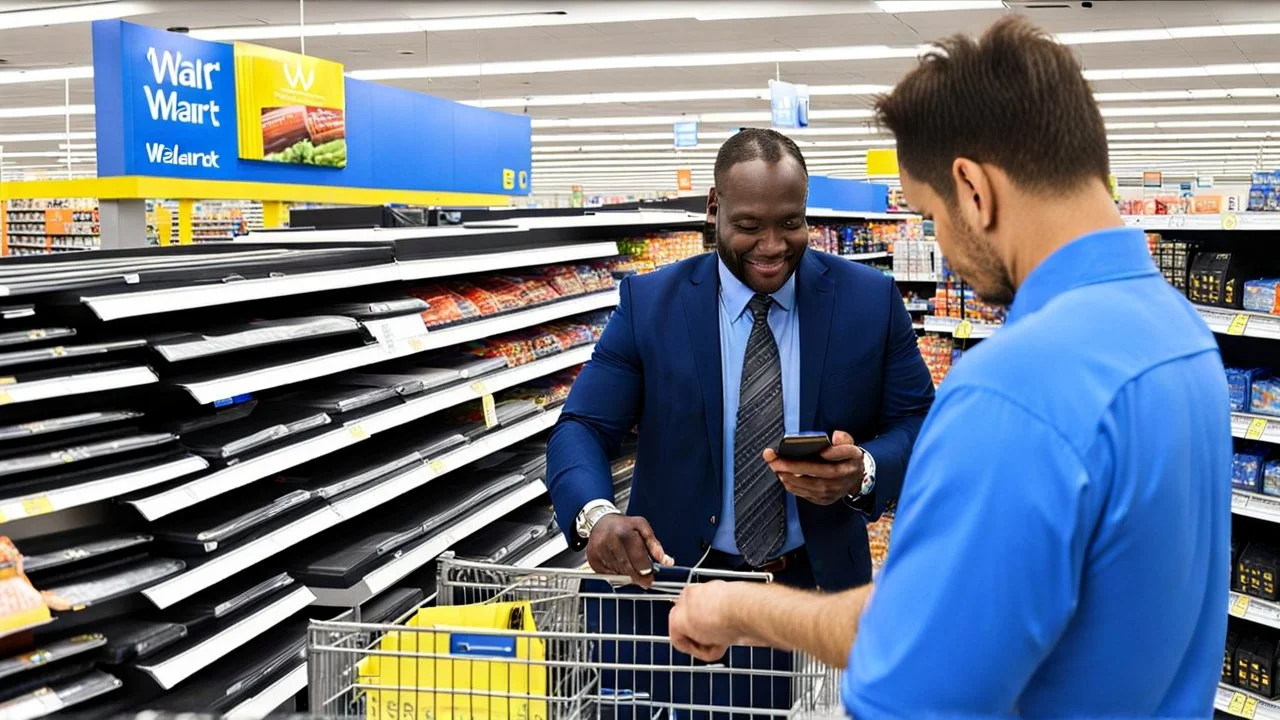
[1008,226,1158,325]
[717,257,797,319]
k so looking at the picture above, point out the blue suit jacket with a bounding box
[547,250,935,590]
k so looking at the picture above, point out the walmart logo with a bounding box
[282,60,314,91]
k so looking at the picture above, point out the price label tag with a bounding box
[347,425,369,441]
[954,320,973,340]
[0,391,13,406]
[1169,215,1186,228]
[1229,313,1250,336]
[482,393,499,429]
[428,459,447,474]
[409,338,424,353]
[470,381,489,396]
[1248,418,1270,441]
[21,496,53,518]
[1235,492,1251,509]
[1230,692,1248,716]
[1223,213,1241,231]
[1232,594,1252,617]
[1245,697,1260,719]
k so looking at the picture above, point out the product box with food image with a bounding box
[233,42,347,168]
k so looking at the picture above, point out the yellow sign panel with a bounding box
[234,43,347,168]
[866,148,899,176]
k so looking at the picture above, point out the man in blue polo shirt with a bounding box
[668,15,1231,718]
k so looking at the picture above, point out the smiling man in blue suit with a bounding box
[548,128,935,594]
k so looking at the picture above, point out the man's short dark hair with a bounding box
[713,128,808,187]
[874,15,1109,203]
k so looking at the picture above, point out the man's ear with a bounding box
[706,187,718,224]
[951,158,995,232]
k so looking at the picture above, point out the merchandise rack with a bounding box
[0,208,692,717]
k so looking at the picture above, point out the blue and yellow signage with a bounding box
[233,43,347,168]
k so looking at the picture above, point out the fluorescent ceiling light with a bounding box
[530,109,875,129]
[1084,63,1280,82]
[0,105,95,120]
[1094,88,1280,103]
[1100,103,1280,118]
[464,85,895,109]
[877,1,1005,11]
[0,151,98,159]
[59,143,97,150]
[0,66,94,85]
[1059,22,1280,46]
[0,131,96,143]
[0,1,154,30]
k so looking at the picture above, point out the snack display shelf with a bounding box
[1,364,157,405]
[1229,591,1280,631]
[222,664,308,720]
[843,251,890,261]
[0,454,208,526]
[1232,412,1280,445]
[1124,214,1280,232]
[1216,683,1280,719]
[1,672,123,720]
[922,315,1002,339]
[131,346,591,520]
[396,240,620,282]
[1232,489,1280,524]
[135,585,316,690]
[1195,305,1280,341]
[417,290,618,352]
[309,479,550,607]
[141,408,562,609]
[515,534,570,569]
[806,208,922,221]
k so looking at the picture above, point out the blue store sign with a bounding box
[674,121,698,148]
[769,80,809,129]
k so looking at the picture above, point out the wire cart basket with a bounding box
[308,555,844,719]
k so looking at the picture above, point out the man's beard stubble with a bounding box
[949,209,1015,307]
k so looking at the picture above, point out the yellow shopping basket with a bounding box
[358,600,548,720]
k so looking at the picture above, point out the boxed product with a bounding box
[1254,377,1280,417]
[1235,631,1280,697]
[1246,279,1280,315]
[1240,542,1280,601]
[1266,460,1280,497]
[1188,252,1256,308]
[1234,448,1269,492]
[1227,367,1270,412]
[1227,628,1241,685]
[1234,536,1244,592]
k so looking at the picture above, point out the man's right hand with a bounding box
[586,514,674,588]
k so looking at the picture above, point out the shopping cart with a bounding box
[307,555,845,719]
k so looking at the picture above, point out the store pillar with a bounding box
[98,199,148,249]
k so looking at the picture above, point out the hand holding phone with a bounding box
[765,430,865,506]
[776,432,832,459]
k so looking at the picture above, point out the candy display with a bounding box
[1188,251,1256,309]
[1264,459,1280,497]
[1234,447,1269,492]
[807,219,924,256]
[1253,377,1280,417]
[1245,279,1280,315]
[1250,172,1280,212]
[1146,233,1200,294]
[1233,629,1280,698]
[616,231,705,272]
[918,335,956,388]
[409,265,616,329]
[1227,367,1271,412]
[454,312,606,369]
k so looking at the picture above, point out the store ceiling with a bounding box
[4,0,1280,193]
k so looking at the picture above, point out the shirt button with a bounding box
[710,515,717,525]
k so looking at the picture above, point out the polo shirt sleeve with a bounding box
[842,385,1096,718]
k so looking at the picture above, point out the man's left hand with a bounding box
[669,581,747,662]
[762,430,864,505]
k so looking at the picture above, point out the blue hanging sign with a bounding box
[769,80,809,129]
[674,121,698,148]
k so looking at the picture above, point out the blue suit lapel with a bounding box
[798,251,834,431]
[681,254,724,485]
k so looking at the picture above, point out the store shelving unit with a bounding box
[3,200,100,256]
[0,209,699,717]
[1217,683,1280,720]
[921,315,1003,339]
[1196,305,1280,341]
[1123,213,1280,232]
[1229,591,1280,631]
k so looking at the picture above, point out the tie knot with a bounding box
[748,293,773,321]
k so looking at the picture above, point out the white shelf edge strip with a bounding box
[1232,490,1280,524]
[136,586,315,690]
[921,316,1002,339]
[397,241,619,281]
[128,346,592,521]
[806,208,921,221]
[309,479,550,607]
[142,408,561,609]
[178,291,614,404]
[1216,683,1280,719]
[843,252,890,261]
[222,663,308,720]
[3,366,158,405]
[85,264,398,321]
[1125,213,1280,232]
[515,535,570,570]
[1231,412,1280,445]
[1228,591,1280,631]
[0,455,207,526]
[1196,305,1280,341]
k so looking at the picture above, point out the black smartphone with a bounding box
[776,432,832,459]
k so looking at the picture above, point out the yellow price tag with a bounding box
[1229,313,1250,336]
[1246,697,1260,719]
[51,346,66,357]
[1223,213,1241,230]
[21,496,53,518]
[1232,594,1252,617]
[428,459,447,474]
[482,393,499,429]
[1247,418,1270,441]
[0,391,12,406]
[0,377,15,385]
[408,338,424,352]
[1230,692,1247,716]
[347,425,369,441]
[954,320,973,340]
[470,380,489,396]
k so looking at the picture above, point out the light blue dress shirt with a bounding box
[843,227,1230,717]
[713,258,804,557]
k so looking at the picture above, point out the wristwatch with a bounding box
[848,447,876,502]
[575,499,621,539]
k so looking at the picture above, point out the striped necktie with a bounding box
[733,293,787,566]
